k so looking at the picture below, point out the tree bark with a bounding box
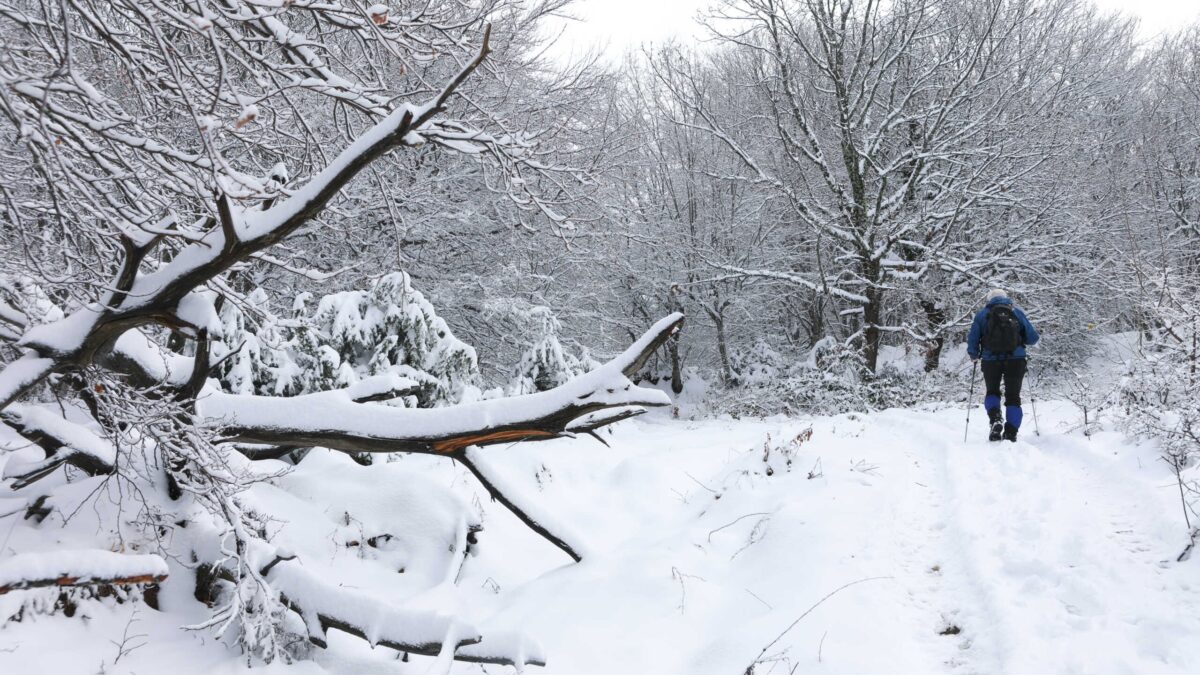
[205,314,685,458]
[456,449,582,563]
[862,276,883,374]
[920,299,947,372]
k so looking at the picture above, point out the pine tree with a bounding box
[508,308,596,395]
[213,274,480,407]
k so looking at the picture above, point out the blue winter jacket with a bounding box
[966,297,1039,361]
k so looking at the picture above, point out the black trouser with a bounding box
[981,358,1027,428]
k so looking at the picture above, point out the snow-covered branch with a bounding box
[703,264,870,305]
[202,314,683,457]
[0,404,117,489]
[268,560,545,667]
[0,551,167,595]
[0,24,498,409]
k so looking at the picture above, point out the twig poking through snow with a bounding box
[109,609,149,664]
[807,457,823,480]
[707,512,773,543]
[730,516,771,561]
[671,566,706,614]
[744,576,892,674]
[849,459,880,475]
[685,472,718,495]
[745,588,773,610]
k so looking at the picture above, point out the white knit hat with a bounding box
[986,288,1008,301]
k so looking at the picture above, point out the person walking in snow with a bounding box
[967,289,1040,442]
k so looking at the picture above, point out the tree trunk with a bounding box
[668,334,683,395]
[713,311,735,386]
[861,267,883,374]
[862,306,881,374]
[920,299,947,373]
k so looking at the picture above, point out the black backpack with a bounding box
[982,305,1022,354]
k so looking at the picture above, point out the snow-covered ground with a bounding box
[2,400,1198,674]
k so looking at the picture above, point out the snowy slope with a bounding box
[1,402,1198,674]
[444,404,1200,675]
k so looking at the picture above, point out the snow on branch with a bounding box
[268,560,473,652]
[201,314,684,456]
[267,560,544,667]
[1,404,116,489]
[0,550,167,595]
[0,352,55,412]
[0,25,497,409]
[103,329,196,390]
[703,264,870,305]
[202,314,682,564]
[454,630,547,668]
[345,373,424,404]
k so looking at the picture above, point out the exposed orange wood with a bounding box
[0,572,167,595]
[433,429,556,454]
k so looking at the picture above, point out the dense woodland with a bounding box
[0,0,1198,671]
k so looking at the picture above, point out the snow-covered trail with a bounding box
[3,401,1196,675]
[450,403,1200,675]
[936,409,1200,675]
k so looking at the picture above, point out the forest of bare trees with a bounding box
[0,0,1198,671]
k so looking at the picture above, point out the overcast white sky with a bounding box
[545,0,1200,61]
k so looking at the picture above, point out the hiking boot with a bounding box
[989,420,1004,442]
[1003,424,1018,443]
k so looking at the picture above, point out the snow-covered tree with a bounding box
[643,0,1138,374]
[508,307,596,395]
[214,273,480,407]
[0,0,681,666]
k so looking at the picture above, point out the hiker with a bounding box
[967,289,1040,442]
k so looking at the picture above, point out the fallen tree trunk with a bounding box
[265,558,546,668]
[0,551,167,595]
[203,314,683,562]
[203,313,684,456]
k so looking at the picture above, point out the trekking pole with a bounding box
[1029,357,1042,437]
[964,359,979,443]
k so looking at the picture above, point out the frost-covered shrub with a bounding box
[507,308,596,395]
[709,338,959,417]
[1120,340,1200,462]
[1116,320,1200,537]
[213,273,480,407]
[213,289,279,396]
[728,339,786,385]
[309,272,480,405]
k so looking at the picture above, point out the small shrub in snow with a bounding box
[1118,331,1200,538]
[729,339,786,385]
[759,428,812,477]
[213,273,480,407]
[507,307,596,395]
[711,338,959,418]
